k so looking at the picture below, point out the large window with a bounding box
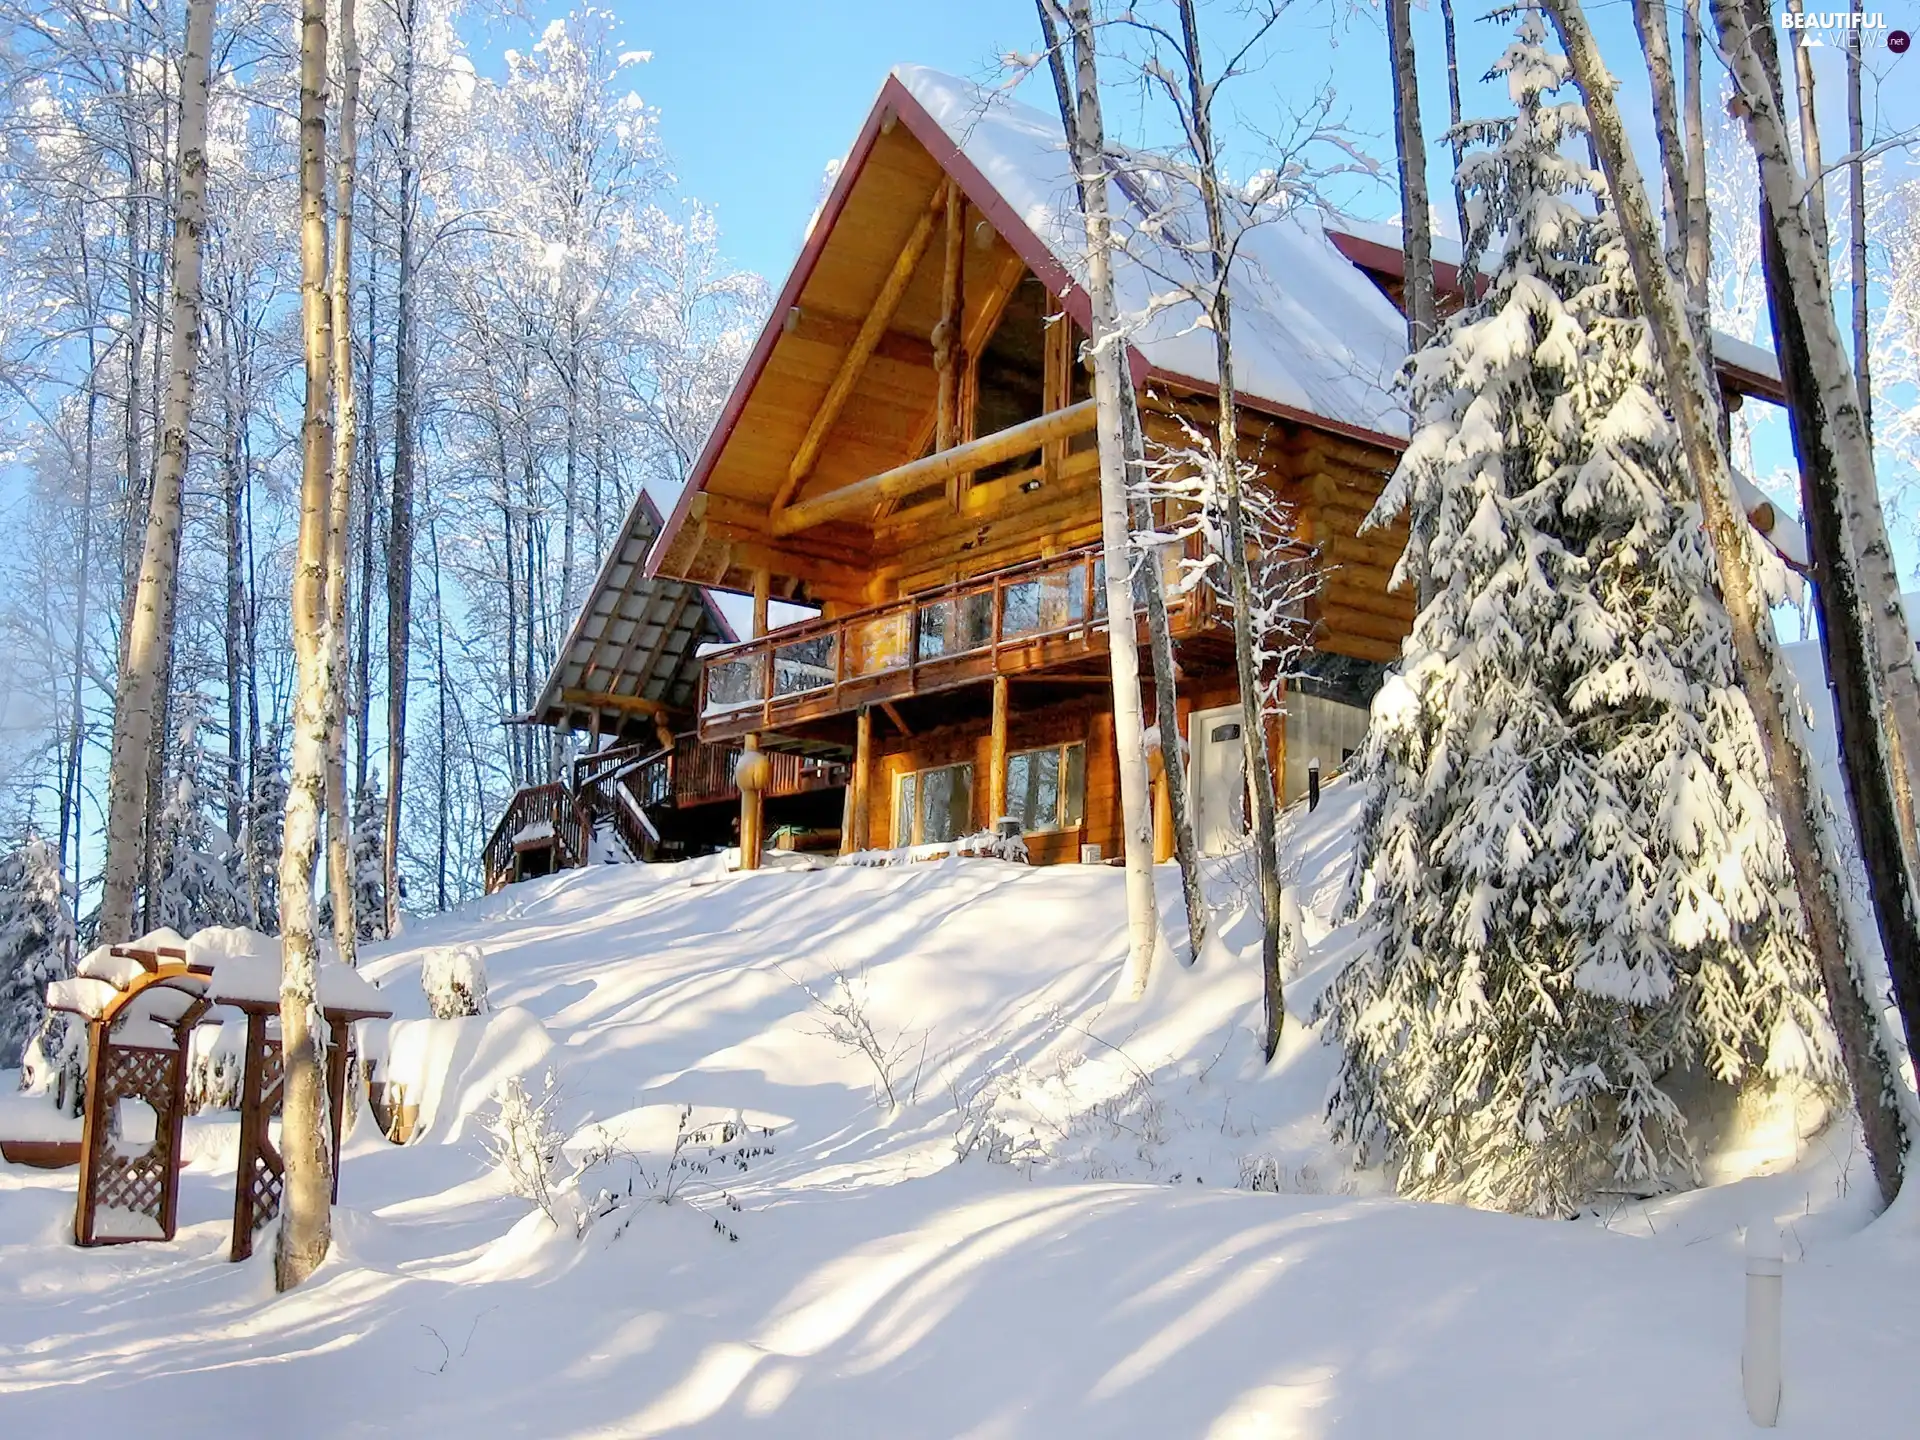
[895,763,974,847]
[1004,742,1086,835]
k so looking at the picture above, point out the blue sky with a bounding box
[530,1,1920,290]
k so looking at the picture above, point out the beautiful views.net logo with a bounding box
[1779,10,1912,51]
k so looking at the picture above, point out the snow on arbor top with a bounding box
[44,926,390,1024]
[891,66,1413,443]
[199,927,390,1016]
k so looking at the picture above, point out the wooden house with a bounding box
[490,66,1794,884]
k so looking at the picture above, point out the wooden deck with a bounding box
[696,541,1228,743]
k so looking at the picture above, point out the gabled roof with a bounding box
[647,66,1414,587]
[530,491,736,735]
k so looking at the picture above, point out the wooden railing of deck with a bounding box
[696,537,1250,738]
[482,782,589,893]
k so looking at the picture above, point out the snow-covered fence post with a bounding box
[1743,1225,1783,1426]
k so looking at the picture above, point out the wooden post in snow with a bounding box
[740,568,771,870]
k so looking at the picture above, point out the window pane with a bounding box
[1063,742,1086,828]
[918,764,973,844]
[1007,746,1070,833]
[895,773,917,847]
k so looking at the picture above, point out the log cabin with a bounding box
[489,66,1795,886]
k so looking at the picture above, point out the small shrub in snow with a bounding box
[787,964,922,1109]
[185,1021,246,1112]
[573,1107,772,1243]
[422,943,489,1018]
[482,1070,565,1222]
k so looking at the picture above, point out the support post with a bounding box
[847,706,873,853]
[988,675,1009,828]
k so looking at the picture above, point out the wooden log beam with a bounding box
[935,179,966,470]
[773,399,1099,537]
[881,701,913,737]
[772,182,948,515]
[785,306,934,370]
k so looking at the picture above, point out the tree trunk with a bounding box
[1719,0,1920,869]
[279,0,340,1292]
[1632,0,1690,271]
[1761,193,1920,1199]
[1386,0,1437,350]
[326,0,363,964]
[1548,0,1906,1204]
[1440,0,1469,249]
[1061,0,1161,998]
[1174,0,1287,1057]
[1681,0,1712,320]
[62,330,100,889]
[1784,0,1832,269]
[1036,0,1207,962]
[97,0,216,945]
[384,0,421,936]
[1846,37,1871,442]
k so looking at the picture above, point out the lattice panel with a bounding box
[247,1038,287,1235]
[90,1045,178,1237]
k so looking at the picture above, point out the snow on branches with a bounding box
[1324,13,1833,1216]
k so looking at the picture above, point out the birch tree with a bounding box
[1034,0,1207,964]
[327,0,363,965]
[96,0,216,943]
[278,0,340,1290]
[1056,0,1162,999]
[1384,0,1436,350]
[1713,0,1920,1116]
[1545,0,1909,1203]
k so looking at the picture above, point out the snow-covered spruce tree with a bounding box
[1325,15,1833,1216]
[151,717,249,937]
[319,779,386,946]
[0,836,77,1070]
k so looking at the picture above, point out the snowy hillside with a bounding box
[4,788,1919,1436]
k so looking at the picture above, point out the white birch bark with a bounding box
[1386,0,1437,350]
[1035,0,1208,963]
[1547,0,1907,1203]
[1715,0,1920,862]
[278,0,339,1290]
[97,0,216,944]
[326,0,363,966]
[1171,0,1289,1057]
[1064,0,1161,998]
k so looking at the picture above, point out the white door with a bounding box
[1190,704,1249,856]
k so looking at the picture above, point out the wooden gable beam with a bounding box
[771,180,949,518]
[772,399,1099,537]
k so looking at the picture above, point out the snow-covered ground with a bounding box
[4,784,1919,1436]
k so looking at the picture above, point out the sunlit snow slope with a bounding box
[3,782,1918,1437]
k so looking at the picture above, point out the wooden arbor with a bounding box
[46,944,214,1246]
[209,955,392,1261]
[44,940,393,1257]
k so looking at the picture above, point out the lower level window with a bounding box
[1005,742,1086,834]
[895,763,974,846]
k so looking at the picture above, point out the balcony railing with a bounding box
[698,539,1215,737]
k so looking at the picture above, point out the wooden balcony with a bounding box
[697,540,1216,742]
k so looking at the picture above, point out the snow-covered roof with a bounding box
[892,66,1412,444]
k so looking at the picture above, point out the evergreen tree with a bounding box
[151,713,249,936]
[1325,12,1833,1215]
[0,835,77,1070]
[321,776,387,945]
